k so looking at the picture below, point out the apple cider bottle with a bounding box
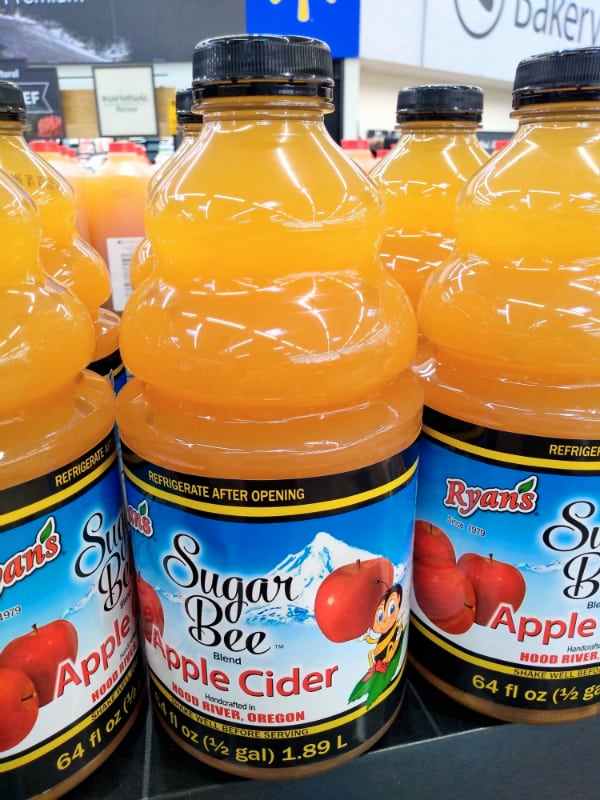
[0,81,125,393]
[410,47,600,723]
[117,34,422,778]
[0,168,144,798]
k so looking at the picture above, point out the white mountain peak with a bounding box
[245,531,386,626]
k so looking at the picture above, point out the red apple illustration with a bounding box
[0,620,78,707]
[457,552,526,626]
[413,560,476,634]
[413,520,456,565]
[315,558,395,643]
[136,572,165,642]
[0,667,39,750]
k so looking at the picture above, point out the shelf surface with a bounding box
[55,662,599,800]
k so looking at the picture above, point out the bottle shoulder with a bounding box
[0,278,96,414]
[149,126,384,223]
[372,136,488,189]
[2,137,75,203]
[117,371,422,478]
[121,269,417,407]
[0,372,115,489]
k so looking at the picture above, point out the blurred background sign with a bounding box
[245,0,361,58]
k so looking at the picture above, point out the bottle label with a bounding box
[0,431,144,797]
[412,407,600,713]
[122,442,419,771]
[106,236,142,312]
[88,347,127,394]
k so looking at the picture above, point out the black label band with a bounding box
[410,616,600,712]
[149,665,405,770]
[0,431,118,528]
[423,407,600,471]
[122,442,420,520]
[0,656,145,796]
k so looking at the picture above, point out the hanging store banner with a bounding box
[0,1,246,64]
[0,59,64,138]
[245,0,361,58]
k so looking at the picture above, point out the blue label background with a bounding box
[416,436,600,611]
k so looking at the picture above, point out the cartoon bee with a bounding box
[362,583,404,680]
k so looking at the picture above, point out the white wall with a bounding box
[358,65,516,138]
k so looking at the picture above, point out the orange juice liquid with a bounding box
[128,236,156,290]
[29,140,91,240]
[0,168,143,799]
[371,118,488,309]
[0,120,117,367]
[118,35,421,779]
[120,99,420,471]
[85,143,150,311]
[130,118,203,290]
[419,109,600,436]
[411,83,600,724]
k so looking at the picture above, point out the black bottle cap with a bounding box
[175,88,201,125]
[192,34,334,102]
[0,80,27,123]
[513,47,600,108]
[396,85,483,123]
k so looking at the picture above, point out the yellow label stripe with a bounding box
[124,459,418,518]
[0,451,118,528]
[411,615,600,679]
[0,657,138,771]
[423,425,600,471]
[152,660,405,736]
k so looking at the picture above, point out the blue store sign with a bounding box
[246,0,360,58]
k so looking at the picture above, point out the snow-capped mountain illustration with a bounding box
[517,559,563,574]
[245,531,405,626]
[63,583,96,617]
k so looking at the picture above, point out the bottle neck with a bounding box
[512,101,600,126]
[199,94,332,125]
[0,119,30,156]
[0,119,26,137]
[179,122,204,136]
[396,119,481,136]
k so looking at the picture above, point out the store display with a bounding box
[84,141,151,311]
[411,47,600,723]
[129,88,203,290]
[371,84,488,309]
[0,82,123,392]
[116,33,421,778]
[340,138,374,170]
[0,167,144,799]
[4,3,599,794]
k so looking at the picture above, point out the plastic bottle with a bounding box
[340,138,374,171]
[85,141,151,311]
[410,47,600,724]
[0,82,124,391]
[370,85,488,310]
[129,88,203,290]
[117,34,421,778]
[0,167,144,798]
[29,140,90,240]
